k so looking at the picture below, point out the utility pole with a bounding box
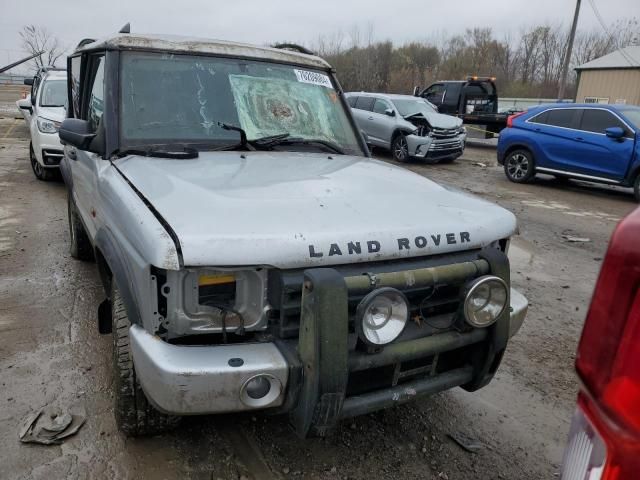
[558,0,581,100]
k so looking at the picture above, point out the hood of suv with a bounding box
[404,111,462,130]
[116,152,516,269]
[38,106,65,123]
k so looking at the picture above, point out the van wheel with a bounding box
[634,175,640,203]
[30,143,52,181]
[392,134,410,162]
[504,149,535,183]
[68,194,94,261]
[112,282,180,436]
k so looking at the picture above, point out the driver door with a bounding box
[68,55,106,239]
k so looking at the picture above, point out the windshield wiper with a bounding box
[116,145,199,159]
[261,136,345,155]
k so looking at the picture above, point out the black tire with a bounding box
[112,282,180,436]
[504,149,535,183]
[30,142,52,181]
[634,175,640,203]
[391,133,410,162]
[68,194,94,261]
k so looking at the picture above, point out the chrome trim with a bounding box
[524,106,635,137]
[509,288,528,338]
[536,167,622,184]
[129,325,288,414]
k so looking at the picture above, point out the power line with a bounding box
[587,0,638,65]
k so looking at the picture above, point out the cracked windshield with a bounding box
[120,52,362,154]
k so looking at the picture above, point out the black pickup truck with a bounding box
[416,77,510,136]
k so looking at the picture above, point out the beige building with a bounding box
[575,46,640,106]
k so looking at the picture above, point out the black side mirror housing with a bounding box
[605,126,625,140]
[59,118,97,151]
[23,78,34,86]
[384,109,395,117]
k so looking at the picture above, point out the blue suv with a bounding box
[497,104,640,201]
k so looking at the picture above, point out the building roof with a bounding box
[74,34,331,70]
[575,45,640,71]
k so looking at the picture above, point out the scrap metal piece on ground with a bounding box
[447,432,484,453]
[562,235,591,243]
[19,404,86,445]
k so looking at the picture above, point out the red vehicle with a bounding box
[561,206,640,479]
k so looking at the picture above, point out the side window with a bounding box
[31,76,41,102]
[579,109,627,135]
[69,56,82,118]
[545,109,578,129]
[86,57,105,133]
[424,84,445,103]
[373,99,389,115]
[529,111,549,124]
[355,96,375,112]
[346,96,357,108]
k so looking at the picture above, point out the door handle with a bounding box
[67,147,77,160]
[368,116,374,120]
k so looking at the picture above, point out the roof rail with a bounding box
[272,43,314,56]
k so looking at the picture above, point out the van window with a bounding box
[347,96,357,108]
[580,109,627,135]
[354,96,375,112]
[544,109,578,129]
[69,56,82,118]
[86,57,105,133]
[373,99,389,115]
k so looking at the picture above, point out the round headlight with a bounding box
[463,276,508,327]
[356,287,409,346]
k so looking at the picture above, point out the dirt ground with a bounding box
[0,95,637,479]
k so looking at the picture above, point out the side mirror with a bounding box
[23,78,34,86]
[17,99,32,113]
[59,118,96,150]
[413,86,420,97]
[605,126,625,140]
[384,109,395,117]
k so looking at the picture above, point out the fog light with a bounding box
[356,287,409,346]
[240,374,282,407]
[463,276,508,327]
[245,375,270,399]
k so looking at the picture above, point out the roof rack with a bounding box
[272,43,314,56]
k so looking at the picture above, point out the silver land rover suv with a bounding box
[59,32,527,437]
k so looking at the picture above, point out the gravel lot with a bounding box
[0,89,637,479]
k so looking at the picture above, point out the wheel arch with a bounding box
[503,144,535,166]
[94,227,142,326]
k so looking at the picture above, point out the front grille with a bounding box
[267,250,483,339]
[431,127,460,139]
[429,138,464,152]
[42,149,63,166]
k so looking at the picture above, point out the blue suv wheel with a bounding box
[504,149,535,183]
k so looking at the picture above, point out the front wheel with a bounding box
[30,143,52,181]
[392,134,410,162]
[504,149,535,183]
[112,282,180,436]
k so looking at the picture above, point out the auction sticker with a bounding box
[294,69,333,89]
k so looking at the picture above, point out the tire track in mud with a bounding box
[218,418,281,480]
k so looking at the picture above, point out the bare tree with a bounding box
[19,25,65,72]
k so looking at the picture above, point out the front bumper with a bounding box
[406,132,466,159]
[33,131,64,168]
[130,283,527,421]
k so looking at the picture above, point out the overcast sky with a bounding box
[1,0,638,67]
